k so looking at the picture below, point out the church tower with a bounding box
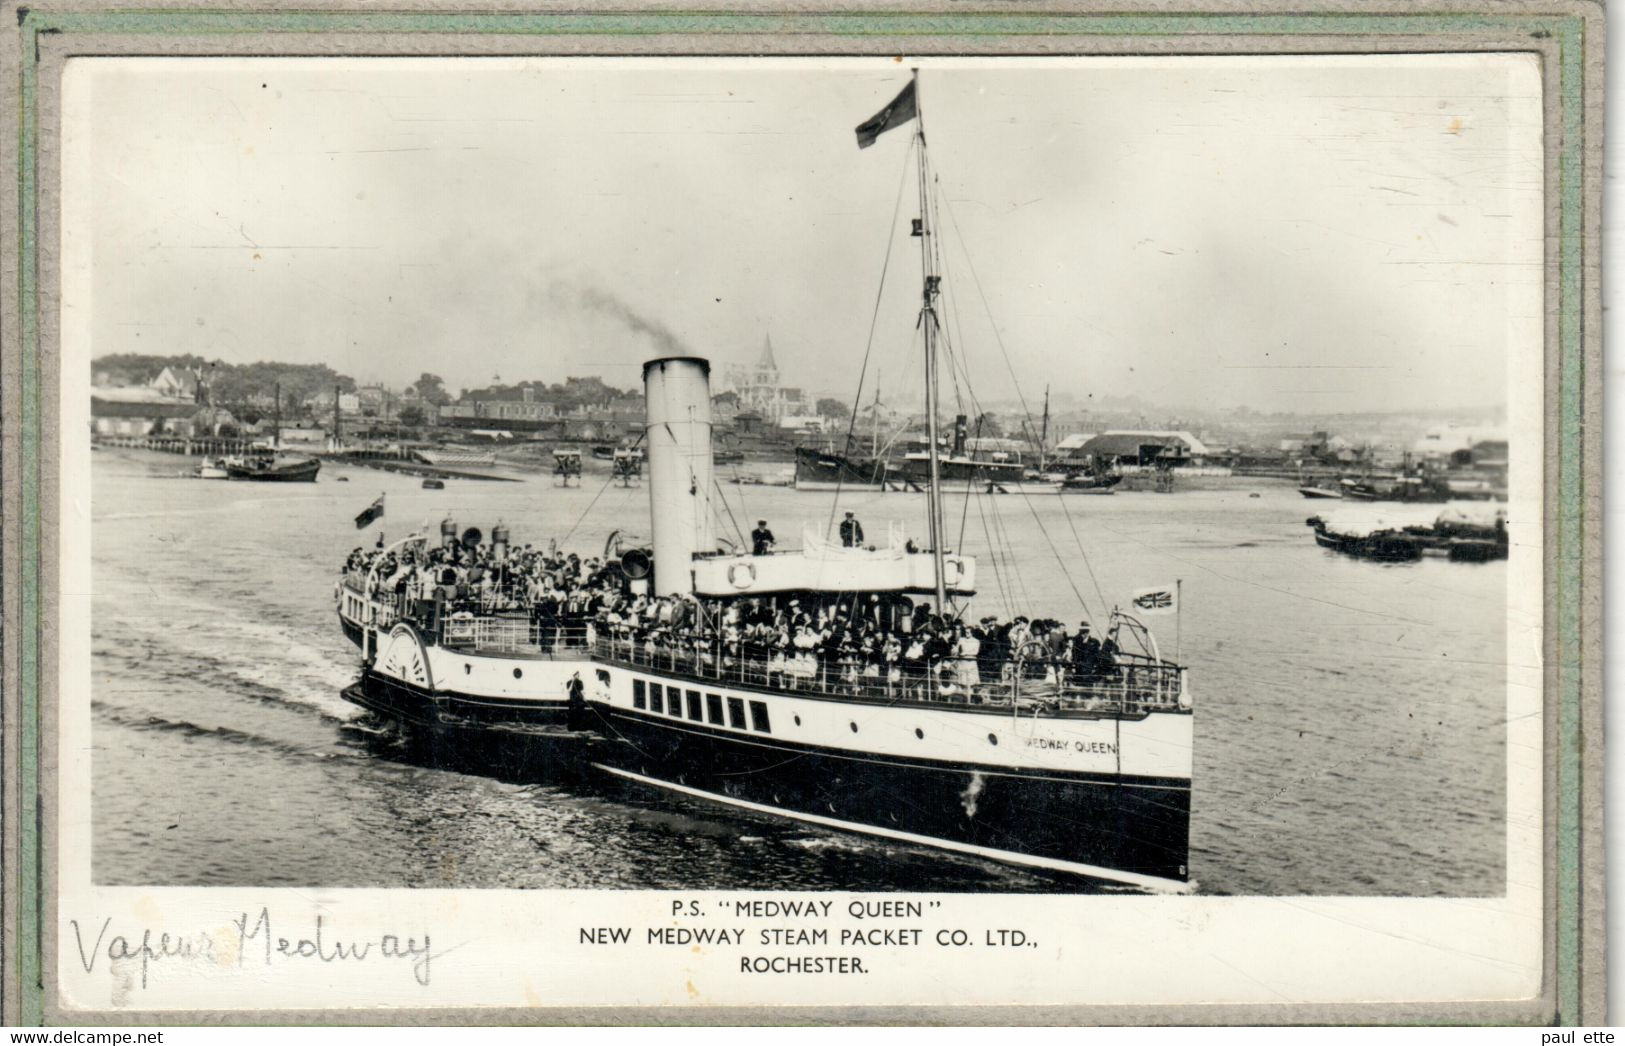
[753,334,780,388]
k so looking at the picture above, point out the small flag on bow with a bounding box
[1130,583,1178,615]
[855,80,918,149]
[355,495,385,530]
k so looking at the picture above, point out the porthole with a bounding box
[794,715,801,726]
[987,733,998,745]
[915,728,924,739]
[850,722,859,733]
[464,664,471,675]
[513,668,523,679]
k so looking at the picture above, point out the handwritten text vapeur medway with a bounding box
[69,909,434,989]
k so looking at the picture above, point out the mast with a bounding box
[1040,384,1050,468]
[273,381,281,450]
[870,385,881,458]
[912,69,948,612]
[333,383,342,450]
[207,361,219,437]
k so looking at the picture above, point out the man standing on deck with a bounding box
[840,511,865,548]
[751,520,776,556]
[566,671,586,731]
[1072,623,1102,684]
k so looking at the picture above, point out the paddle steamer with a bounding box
[334,73,1195,891]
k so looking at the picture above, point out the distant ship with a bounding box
[224,449,320,482]
[793,446,895,490]
[796,426,1064,495]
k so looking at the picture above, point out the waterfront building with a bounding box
[90,388,221,437]
[149,365,203,401]
[1067,430,1212,468]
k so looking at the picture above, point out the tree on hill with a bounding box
[553,375,631,411]
[453,375,636,410]
[410,373,451,406]
[209,362,357,411]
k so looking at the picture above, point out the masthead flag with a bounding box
[1130,583,1178,616]
[855,80,918,149]
[354,495,385,530]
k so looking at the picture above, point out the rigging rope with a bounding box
[824,134,918,539]
[971,492,1012,618]
[712,477,747,551]
[938,190,1112,616]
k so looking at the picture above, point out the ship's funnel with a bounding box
[642,356,715,596]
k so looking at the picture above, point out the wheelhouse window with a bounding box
[749,701,771,733]
[633,679,646,710]
[706,693,724,726]
[727,697,747,730]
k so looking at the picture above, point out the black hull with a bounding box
[794,447,892,488]
[226,459,320,482]
[1309,527,1422,561]
[348,668,577,730]
[592,705,1189,888]
[342,682,597,783]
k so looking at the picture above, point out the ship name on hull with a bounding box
[1025,737,1118,755]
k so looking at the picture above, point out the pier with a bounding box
[94,434,258,456]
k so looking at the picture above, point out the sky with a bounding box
[60,55,1543,414]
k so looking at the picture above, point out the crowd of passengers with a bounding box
[342,539,1131,698]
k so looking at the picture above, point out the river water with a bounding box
[90,449,1507,895]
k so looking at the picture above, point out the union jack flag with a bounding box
[1131,584,1178,615]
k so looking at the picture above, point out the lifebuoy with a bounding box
[728,561,756,589]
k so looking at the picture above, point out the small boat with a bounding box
[192,458,230,480]
[1059,472,1121,495]
[422,478,446,490]
[1298,484,1343,499]
[223,450,321,482]
[1305,501,1507,562]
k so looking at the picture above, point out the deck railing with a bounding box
[337,578,1187,713]
[439,616,593,659]
[590,628,1186,715]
